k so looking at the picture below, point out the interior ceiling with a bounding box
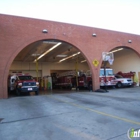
[14,40,129,63]
[14,40,85,63]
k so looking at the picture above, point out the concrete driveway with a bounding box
[0,87,140,140]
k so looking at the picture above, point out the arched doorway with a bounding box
[104,46,140,88]
[8,39,94,97]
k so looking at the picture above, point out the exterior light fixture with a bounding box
[128,40,132,43]
[42,29,48,33]
[92,33,96,37]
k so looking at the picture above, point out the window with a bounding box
[18,76,33,80]
[100,69,114,76]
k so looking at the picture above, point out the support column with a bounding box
[92,68,100,91]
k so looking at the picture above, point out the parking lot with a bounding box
[0,87,140,140]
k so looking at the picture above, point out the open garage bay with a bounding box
[0,87,140,140]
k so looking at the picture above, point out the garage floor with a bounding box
[1,87,140,140]
[8,88,88,97]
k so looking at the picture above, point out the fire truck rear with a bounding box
[8,73,39,96]
[54,71,75,89]
[54,68,116,90]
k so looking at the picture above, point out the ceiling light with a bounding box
[109,48,123,53]
[31,54,40,56]
[43,41,57,44]
[81,60,87,63]
[58,52,80,63]
[34,42,62,62]
[128,40,132,43]
[56,55,67,57]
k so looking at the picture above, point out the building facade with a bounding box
[0,14,140,98]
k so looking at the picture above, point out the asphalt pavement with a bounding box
[0,87,140,140]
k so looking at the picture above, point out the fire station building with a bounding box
[0,13,140,99]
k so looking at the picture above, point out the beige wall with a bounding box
[110,49,139,73]
[10,61,89,77]
[109,48,140,85]
[101,49,140,75]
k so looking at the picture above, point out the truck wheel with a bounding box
[8,87,10,94]
[35,91,39,95]
[16,89,21,96]
[117,82,123,88]
[88,81,93,91]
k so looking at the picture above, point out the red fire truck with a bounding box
[53,68,116,90]
[54,71,76,89]
[99,68,117,87]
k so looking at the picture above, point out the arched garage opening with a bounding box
[8,39,93,97]
[105,46,140,88]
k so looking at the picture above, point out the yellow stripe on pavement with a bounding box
[48,95,140,126]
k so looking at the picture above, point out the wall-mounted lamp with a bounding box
[92,33,96,37]
[42,29,48,33]
[128,40,132,43]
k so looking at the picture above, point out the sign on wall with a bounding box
[92,59,99,67]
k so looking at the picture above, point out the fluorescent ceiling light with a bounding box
[31,54,40,56]
[34,42,62,62]
[81,60,87,63]
[56,55,67,57]
[43,41,58,44]
[58,52,80,63]
[109,48,123,53]
[80,48,123,63]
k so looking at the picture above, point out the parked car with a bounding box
[114,74,134,88]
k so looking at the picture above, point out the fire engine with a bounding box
[116,71,135,79]
[99,68,116,87]
[8,73,39,96]
[53,68,116,90]
[113,71,135,88]
[54,71,76,89]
